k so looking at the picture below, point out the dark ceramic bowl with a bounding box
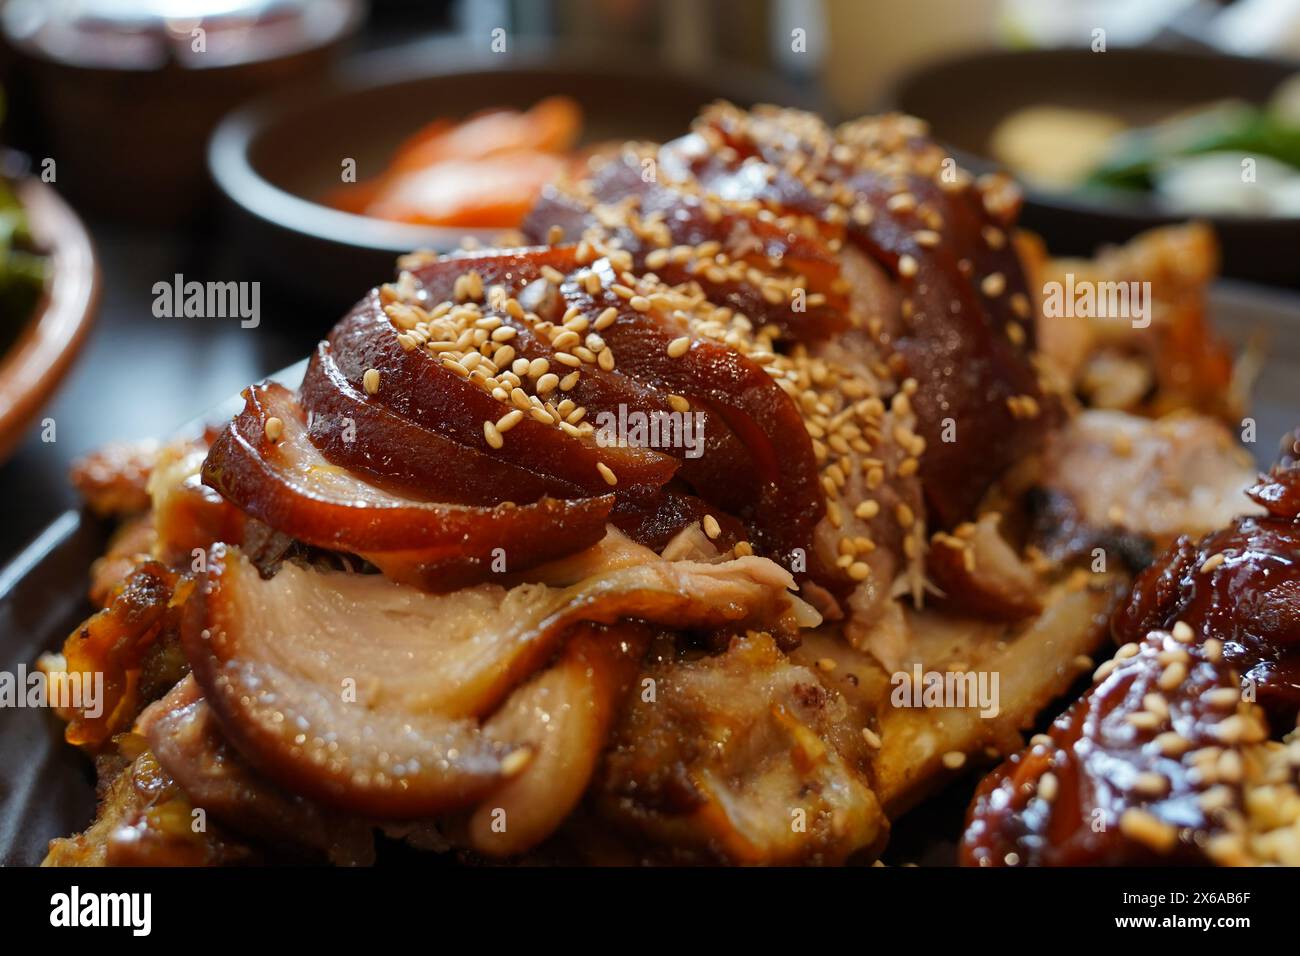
[890,47,1300,287]
[209,40,822,315]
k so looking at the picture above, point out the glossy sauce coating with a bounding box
[963,455,1300,865]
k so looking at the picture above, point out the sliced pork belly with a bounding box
[302,338,585,504]
[202,380,614,587]
[182,543,807,818]
[403,246,825,564]
[467,622,648,857]
[140,676,375,865]
[400,247,776,532]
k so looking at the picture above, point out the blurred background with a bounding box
[3,0,1300,562]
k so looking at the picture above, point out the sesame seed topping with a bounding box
[980,272,1006,297]
[1155,731,1192,756]
[667,336,691,358]
[596,462,618,486]
[1119,808,1177,852]
[264,416,284,442]
[1204,687,1240,709]
[363,368,381,395]
[1037,772,1058,802]
[1132,771,1168,796]
[500,748,532,777]
[1158,661,1187,691]
[855,500,880,520]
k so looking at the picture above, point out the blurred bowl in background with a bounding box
[208,39,824,314]
[1,0,363,225]
[0,179,97,464]
[890,47,1300,286]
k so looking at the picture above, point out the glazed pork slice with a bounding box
[396,245,827,567]
[320,277,681,498]
[183,541,810,818]
[656,103,1056,528]
[963,443,1300,866]
[203,380,615,589]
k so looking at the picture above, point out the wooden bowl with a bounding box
[0,180,99,464]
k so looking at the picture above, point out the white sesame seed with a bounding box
[1119,808,1177,852]
[500,748,532,777]
[1200,552,1226,574]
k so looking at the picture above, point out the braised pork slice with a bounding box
[140,676,375,865]
[1035,409,1260,561]
[183,543,808,818]
[467,622,649,857]
[596,632,886,865]
[928,513,1042,621]
[202,381,614,590]
[872,573,1124,816]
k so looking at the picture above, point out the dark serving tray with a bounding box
[2,286,1298,866]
